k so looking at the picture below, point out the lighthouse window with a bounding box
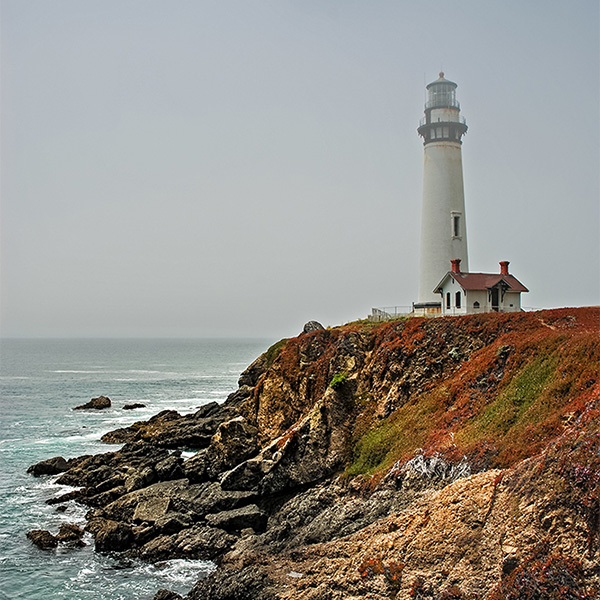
[455,291,462,309]
[446,292,451,309]
[443,127,449,138]
[452,213,461,238]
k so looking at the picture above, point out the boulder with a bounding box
[123,403,146,410]
[135,525,237,562]
[133,496,171,523]
[187,564,277,600]
[56,523,86,546]
[27,529,58,549]
[124,466,156,492]
[73,396,111,410]
[86,518,134,552]
[205,504,268,532]
[153,591,183,600]
[27,456,69,476]
[303,321,325,334]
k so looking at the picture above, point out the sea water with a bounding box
[0,338,271,600]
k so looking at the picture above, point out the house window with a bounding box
[452,213,461,238]
[455,291,461,309]
[446,292,451,309]
[473,301,480,309]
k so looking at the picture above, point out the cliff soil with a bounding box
[29,307,600,599]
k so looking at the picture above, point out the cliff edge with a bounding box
[30,307,600,599]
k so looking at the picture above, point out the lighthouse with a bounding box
[414,73,468,315]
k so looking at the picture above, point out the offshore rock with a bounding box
[123,403,146,410]
[27,529,58,549]
[73,396,111,410]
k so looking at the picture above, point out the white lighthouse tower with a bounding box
[414,73,469,315]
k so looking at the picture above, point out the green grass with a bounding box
[264,338,289,368]
[460,351,559,442]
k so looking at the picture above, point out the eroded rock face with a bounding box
[73,396,111,410]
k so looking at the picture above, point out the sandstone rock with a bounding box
[133,496,171,523]
[27,456,69,476]
[27,529,58,549]
[303,321,325,334]
[205,504,267,532]
[73,396,111,410]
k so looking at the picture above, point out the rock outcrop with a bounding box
[73,395,111,410]
[28,308,600,599]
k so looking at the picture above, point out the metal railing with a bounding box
[419,116,467,127]
[369,306,413,322]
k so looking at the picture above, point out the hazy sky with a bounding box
[1,0,598,338]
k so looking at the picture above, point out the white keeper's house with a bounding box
[434,259,528,316]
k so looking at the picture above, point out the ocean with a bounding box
[0,338,272,600]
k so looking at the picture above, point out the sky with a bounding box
[1,0,598,339]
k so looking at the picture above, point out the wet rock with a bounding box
[27,456,69,476]
[56,523,86,546]
[123,403,146,410]
[86,518,134,552]
[205,504,268,532]
[27,529,58,549]
[73,396,111,410]
[153,590,183,600]
[46,490,81,505]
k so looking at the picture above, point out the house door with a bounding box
[491,288,499,312]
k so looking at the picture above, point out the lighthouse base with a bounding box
[412,301,442,317]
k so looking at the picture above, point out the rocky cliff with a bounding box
[29,307,600,599]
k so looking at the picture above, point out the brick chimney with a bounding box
[499,261,510,275]
[451,258,461,273]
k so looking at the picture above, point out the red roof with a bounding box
[435,272,529,293]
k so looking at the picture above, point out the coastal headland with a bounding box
[28,307,600,599]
